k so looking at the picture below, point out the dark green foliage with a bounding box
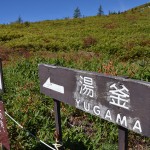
[97,5,104,16]
[13,16,23,24]
[24,21,30,27]
[73,7,81,18]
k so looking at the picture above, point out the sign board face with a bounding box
[0,59,4,93]
[0,101,10,150]
[39,64,150,137]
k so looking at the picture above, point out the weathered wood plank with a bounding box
[39,64,150,137]
[118,125,128,150]
[54,99,63,150]
[0,101,10,150]
[0,58,4,93]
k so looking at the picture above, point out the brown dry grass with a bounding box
[0,47,31,65]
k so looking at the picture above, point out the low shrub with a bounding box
[83,36,97,48]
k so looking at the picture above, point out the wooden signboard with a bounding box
[0,58,4,93]
[0,102,10,150]
[0,59,10,150]
[39,64,150,138]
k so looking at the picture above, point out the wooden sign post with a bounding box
[0,59,10,150]
[0,102,10,150]
[39,64,150,149]
[0,58,4,93]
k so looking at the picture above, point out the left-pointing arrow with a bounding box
[43,77,64,94]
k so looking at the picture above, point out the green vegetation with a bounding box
[73,7,82,18]
[97,5,104,16]
[0,3,150,150]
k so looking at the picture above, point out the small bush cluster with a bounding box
[83,36,97,48]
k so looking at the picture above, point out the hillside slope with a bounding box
[0,2,150,61]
